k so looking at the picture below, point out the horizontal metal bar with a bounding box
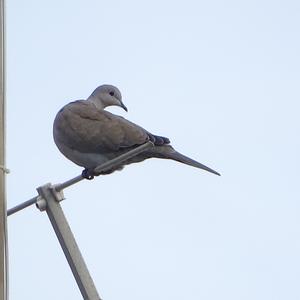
[7,141,154,216]
[7,196,38,216]
[54,175,83,192]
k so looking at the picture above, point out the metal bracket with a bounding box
[0,165,9,174]
[36,184,65,212]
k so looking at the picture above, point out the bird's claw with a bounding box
[82,168,95,180]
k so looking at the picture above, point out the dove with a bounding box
[53,84,220,179]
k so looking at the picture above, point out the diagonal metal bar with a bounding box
[7,141,154,216]
[37,183,101,300]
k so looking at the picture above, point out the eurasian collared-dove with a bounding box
[53,85,220,178]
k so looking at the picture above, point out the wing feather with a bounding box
[53,100,149,154]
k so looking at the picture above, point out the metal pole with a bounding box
[6,196,38,216]
[37,184,101,300]
[7,141,154,216]
[0,0,7,298]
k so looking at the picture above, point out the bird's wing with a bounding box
[53,100,150,153]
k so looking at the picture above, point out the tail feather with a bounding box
[154,146,221,176]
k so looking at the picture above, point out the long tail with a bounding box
[153,145,221,176]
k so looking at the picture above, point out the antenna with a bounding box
[8,141,154,299]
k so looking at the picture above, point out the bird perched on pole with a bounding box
[53,84,220,179]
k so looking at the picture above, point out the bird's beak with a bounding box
[120,101,128,112]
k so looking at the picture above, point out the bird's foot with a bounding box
[82,168,95,180]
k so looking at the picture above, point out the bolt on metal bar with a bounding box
[7,141,154,216]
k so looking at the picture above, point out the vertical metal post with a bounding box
[0,0,7,299]
[36,184,101,300]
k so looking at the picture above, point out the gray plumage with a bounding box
[53,84,220,176]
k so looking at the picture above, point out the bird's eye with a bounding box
[109,91,115,96]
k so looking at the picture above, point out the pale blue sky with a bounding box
[6,0,300,299]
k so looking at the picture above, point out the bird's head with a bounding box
[87,84,128,112]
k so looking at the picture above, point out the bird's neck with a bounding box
[86,96,105,110]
